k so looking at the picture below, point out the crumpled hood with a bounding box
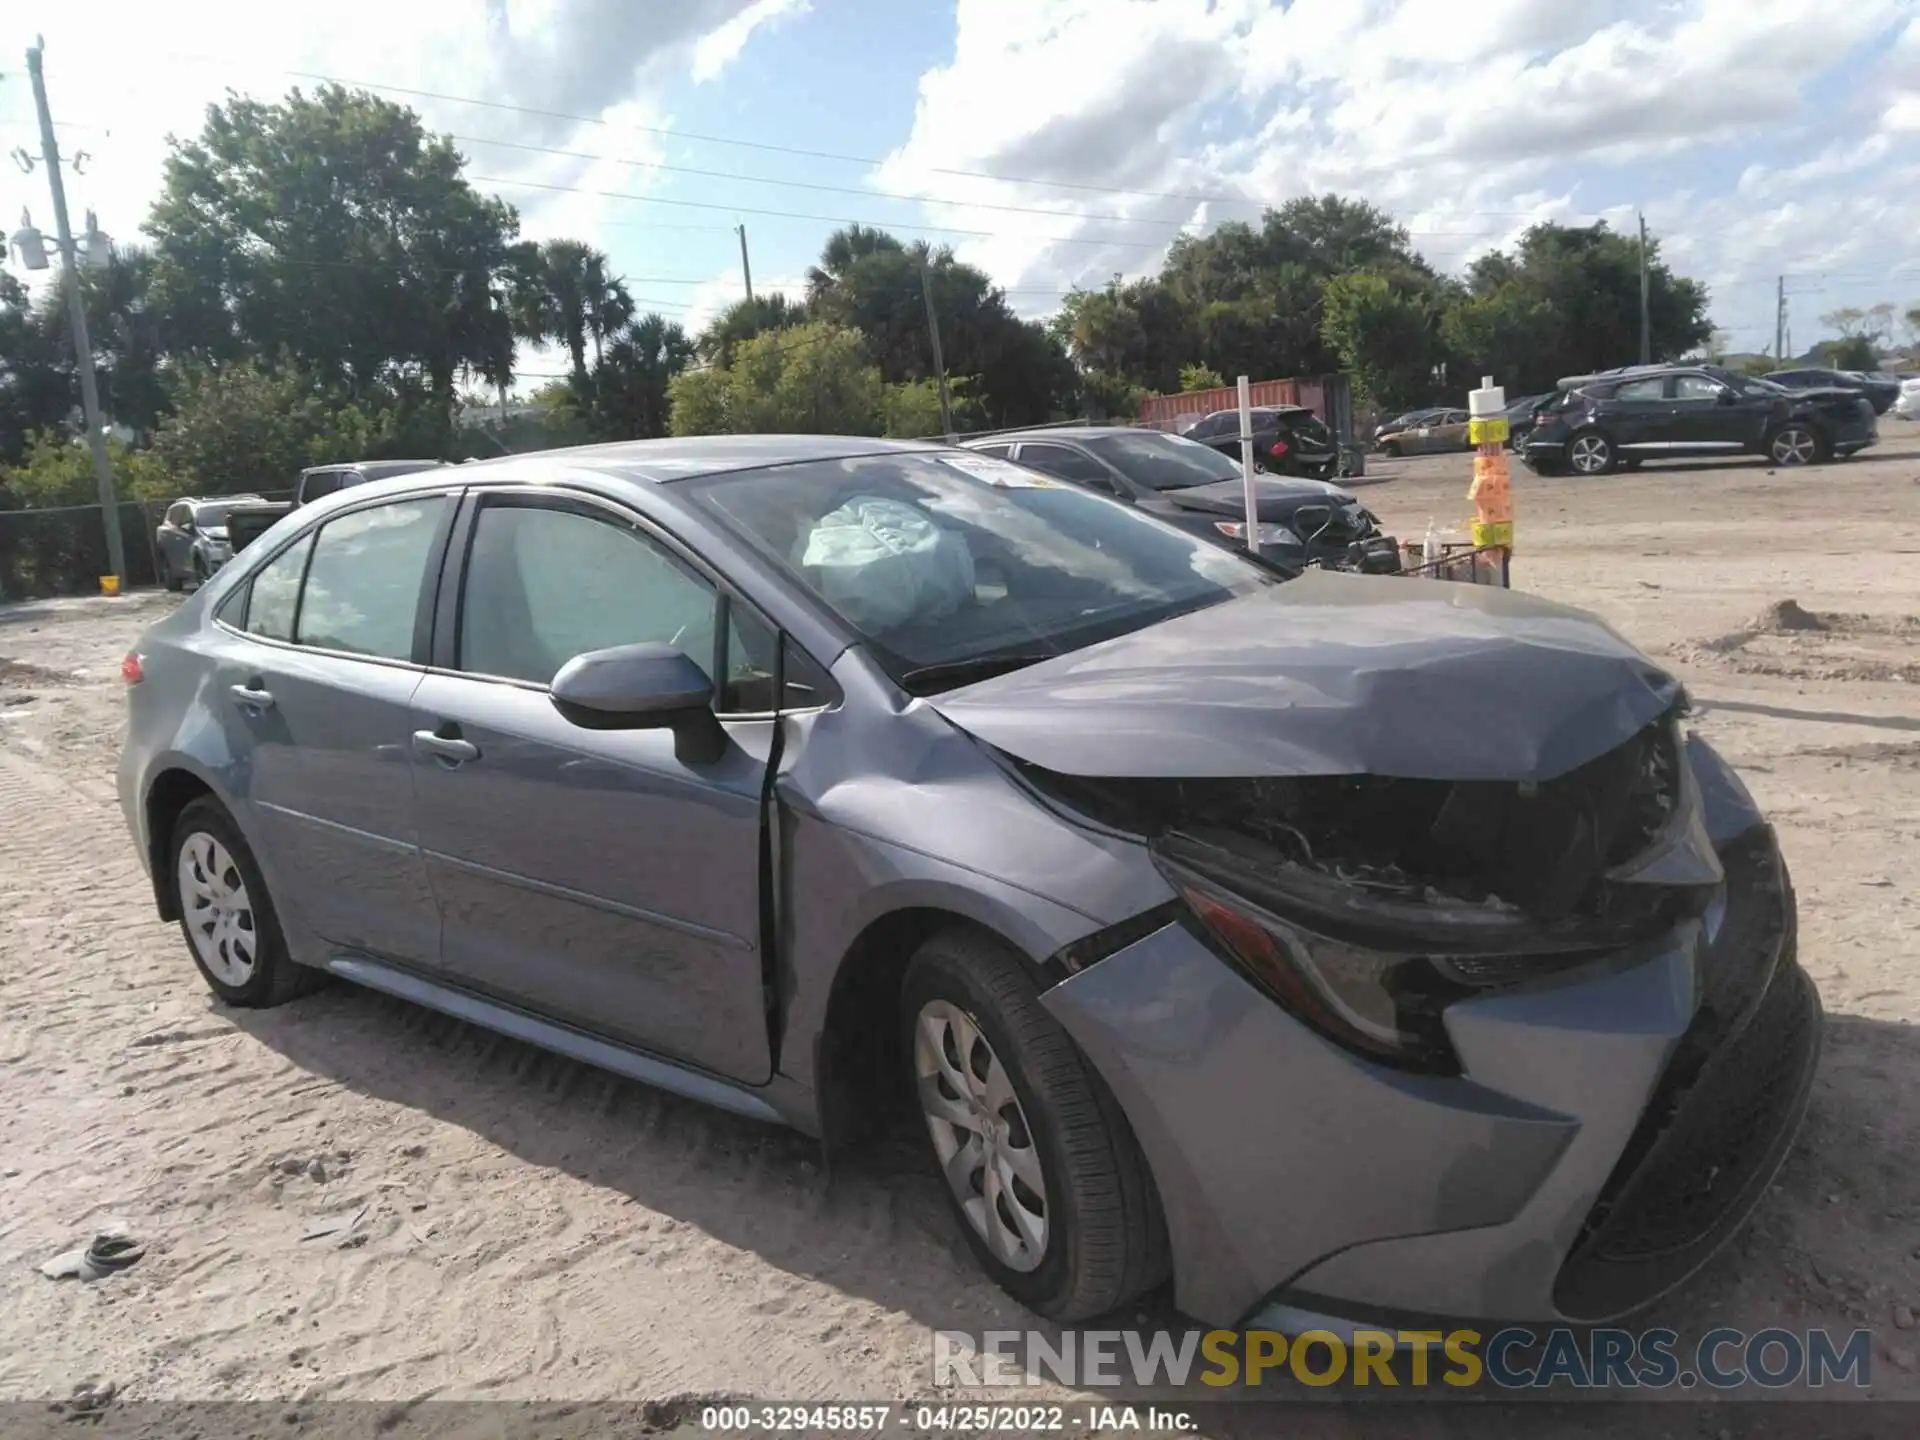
[928,569,1680,782]
[1160,477,1355,522]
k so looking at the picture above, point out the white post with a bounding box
[1236,374,1258,553]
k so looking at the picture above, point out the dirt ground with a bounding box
[0,430,1917,1428]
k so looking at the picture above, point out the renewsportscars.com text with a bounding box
[933,1326,1874,1391]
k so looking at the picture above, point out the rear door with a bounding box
[1663,372,1750,451]
[407,488,783,1082]
[208,490,456,966]
[1599,375,1670,451]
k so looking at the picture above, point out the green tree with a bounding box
[578,313,694,440]
[150,356,390,495]
[668,322,883,436]
[1320,270,1442,408]
[695,293,807,367]
[513,239,633,382]
[144,84,526,432]
[1818,335,1878,371]
[0,273,68,465]
[1178,363,1225,393]
[1442,222,1711,393]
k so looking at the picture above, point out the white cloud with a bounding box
[691,0,811,84]
[878,0,1920,344]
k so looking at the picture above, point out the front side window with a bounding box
[295,496,447,661]
[459,502,720,688]
[1673,374,1725,401]
[1016,444,1113,486]
[166,503,191,528]
[244,533,313,642]
[689,451,1273,694]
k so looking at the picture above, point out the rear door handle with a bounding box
[228,683,274,712]
[413,729,479,765]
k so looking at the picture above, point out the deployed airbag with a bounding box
[801,495,975,631]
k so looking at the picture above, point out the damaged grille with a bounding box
[1016,708,1689,925]
[1552,828,1817,1321]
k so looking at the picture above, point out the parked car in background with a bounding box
[223,460,447,554]
[1894,377,1920,420]
[154,496,266,592]
[961,427,1399,574]
[1763,367,1900,415]
[1373,406,1445,443]
[1179,405,1341,479]
[1500,393,1557,451]
[1376,408,1470,456]
[119,435,1816,1331]
[1523,364,1877,476]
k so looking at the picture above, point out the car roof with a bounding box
[448,433,949,484]
[182,494,263,506]
[959,426,1133,445]
[302,459,446,479]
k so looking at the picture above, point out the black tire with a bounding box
[161,558,183,593]
[1566,428,1617,475]
[1379,441,1401,458]
[169,797,322,1007]
[1766,423,1826,467]
[901,929,1169,1321]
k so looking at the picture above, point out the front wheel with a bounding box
[1767,424,1824,466]
[1567,429,1616,475]
[903,929,1167,1320]
[1378,441,1401,458]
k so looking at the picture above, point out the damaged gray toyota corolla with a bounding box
[119,437,1818,1333]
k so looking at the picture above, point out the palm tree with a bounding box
[805,224,904,305]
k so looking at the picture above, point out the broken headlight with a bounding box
[1162,862,1469,1073]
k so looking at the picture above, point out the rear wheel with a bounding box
[161,557,183,593]
[170,798,320,1008]
[903,929,1167,1320]
[1567,429,1616,475]
[1767,424,1824,466]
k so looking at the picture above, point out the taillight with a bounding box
[121,652,144,684]
[1269,437,1289,456]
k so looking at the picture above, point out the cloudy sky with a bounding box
[5,0,1918,382]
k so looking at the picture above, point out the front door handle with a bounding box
[228,682,275,712]
[413,728,479,765]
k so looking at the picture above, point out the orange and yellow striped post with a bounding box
[1466,376,1513,587]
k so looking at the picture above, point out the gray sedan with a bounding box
[118,436,1816,1329]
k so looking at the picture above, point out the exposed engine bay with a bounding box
[1015,706,1711,954]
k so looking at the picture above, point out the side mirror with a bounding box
[549,642,726,765]
[178,517,196,534]
[1717,388,1739,405]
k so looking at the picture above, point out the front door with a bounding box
[1601,375,1673,453]
[209,493,452,966]
[408,490,775,1083]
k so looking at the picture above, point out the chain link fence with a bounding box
[0,492,293,602]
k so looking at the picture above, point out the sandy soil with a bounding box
[0,431,1917,1427]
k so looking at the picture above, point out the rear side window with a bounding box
[244,534,313,642]
[1016,444,1113,485]
[1613,377,1666,401]
[968,444,1013,459]
[294,497,448,661]
[300,470,342,502]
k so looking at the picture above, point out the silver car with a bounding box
[154,495,264,591]
[118,436,1817,1329]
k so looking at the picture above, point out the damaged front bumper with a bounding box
[1038,734,1819,1328]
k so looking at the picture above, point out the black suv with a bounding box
[1179,405,1340,479]
[1522,364,1877,476]
[1764,367,1901,415]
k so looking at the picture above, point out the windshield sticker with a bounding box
[940,453,1058,488]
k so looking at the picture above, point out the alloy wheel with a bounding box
[1771,427,1816,466]
[1570,434,1612,474]
[177,830,258,986]
[914,999,1049,1272]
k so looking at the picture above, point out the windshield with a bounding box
[1080,430,1244,491]
[689,450,1275,692]
[191,502,246,527]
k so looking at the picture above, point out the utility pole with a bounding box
[1774,275,1786,362]
[918,254,954,441]
[736,224,754,303]
[26,38,126,588]
[1636,211,1651,366]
